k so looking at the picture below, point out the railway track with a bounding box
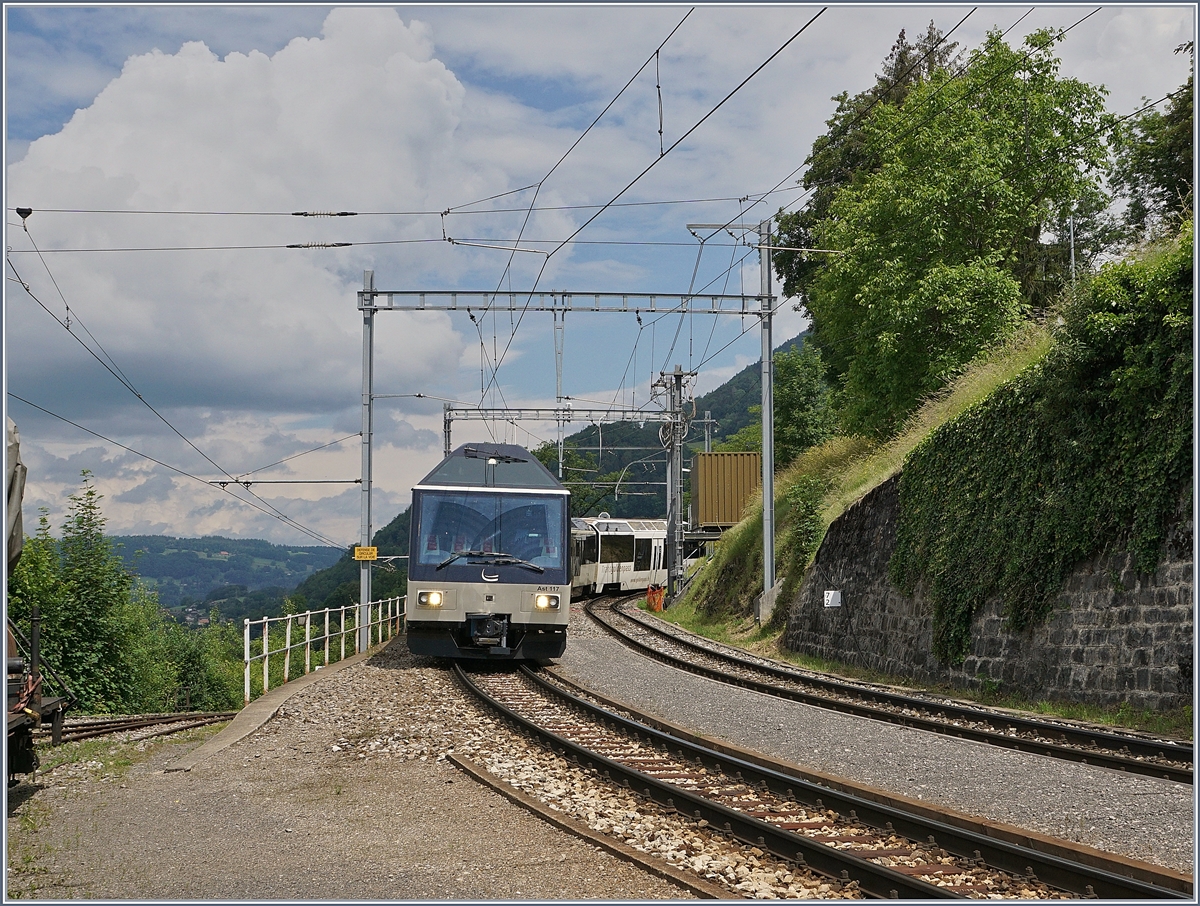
[455,663,1186,900]
[34,712,236,745]
[586,598,1193,785]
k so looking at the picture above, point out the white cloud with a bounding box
[5,5,1192,545]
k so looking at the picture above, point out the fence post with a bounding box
[324,608,330,667]
[340,606,347,663]
[304,613,311,675]
[284,616,292,683]
[244,619,251,706]
[263,618,270,694]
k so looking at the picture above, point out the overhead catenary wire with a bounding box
[7,393,348,549]
[473,9,696,416]
[477,7,828,408]
[7,251,342,545]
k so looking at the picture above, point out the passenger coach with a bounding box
[406,443,571,659]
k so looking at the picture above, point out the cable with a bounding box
[234,433,362,478]
[7,237,443,254]
[551,9,827,257]
[478,8,828,406]
[6,188,812,221]
[7,394,347,549]
[8,252,339,541]
[474,9,696,410]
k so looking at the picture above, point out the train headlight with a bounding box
[418,590,443,607]
[534,593,560,610]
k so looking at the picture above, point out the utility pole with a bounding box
[684,222,776,599]
[657,365,689,599]
[359,270,375,654]
[555,311,566,478]
[759,219,776,598]
[698,410,716,452]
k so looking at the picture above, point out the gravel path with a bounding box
[555,610,1195,875]
[6,612,1192,900]
[5,639,693,901]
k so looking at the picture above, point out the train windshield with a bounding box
[414,491,566,573]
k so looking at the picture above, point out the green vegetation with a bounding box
[799,29,1111,437]
[715,341,836,470]
[1109,44,1193,240]
[683,321,1053,620]
[112,534,342,610]
[291,507,409,610]
[891,220,1193,663]
[7,474,243,713]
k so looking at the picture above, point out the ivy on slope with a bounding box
[889,221,1193,665]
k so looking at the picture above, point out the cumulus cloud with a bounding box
[6,5,1192,545]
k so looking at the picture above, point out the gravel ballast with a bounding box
[5,640,694,901]
[6,609,1193,899]
[556,609,1194,875]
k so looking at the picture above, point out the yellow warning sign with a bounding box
[354,546,378,561]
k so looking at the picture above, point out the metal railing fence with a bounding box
[242,597,404,705]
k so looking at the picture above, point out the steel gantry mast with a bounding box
[357,218,778,621]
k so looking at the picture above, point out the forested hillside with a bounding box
[530,330,809,518]
[111,535,343,609]
[290,509,411,611]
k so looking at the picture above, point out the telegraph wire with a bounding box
[234,433,362,479]
[550,8,827,257]
[478,7,827,407]
[19,224,141,393]
[8,256,242,486]
[7,253,345,544]
[473,9,696,418]
[9,189,805,220]
[6,394,347,549]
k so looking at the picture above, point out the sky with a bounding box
[3,3,1194,550]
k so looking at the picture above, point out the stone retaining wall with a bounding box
[782,473,1193,710]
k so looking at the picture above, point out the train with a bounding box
[406,443,572,660]
[404,442,708,662]
[569,515,702,598]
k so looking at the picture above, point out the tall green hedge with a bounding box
[890,221,1193,664]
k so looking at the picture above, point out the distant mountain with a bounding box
[113,535,344,610]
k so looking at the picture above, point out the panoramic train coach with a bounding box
[406,443,571,660]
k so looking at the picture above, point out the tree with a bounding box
[715,341,835,468]
[775,22,962,302]
[1109,49,1193,241]
[805,29,1112,436]
[6,472,244,712]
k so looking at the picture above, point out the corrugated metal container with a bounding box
[692,452,761,529]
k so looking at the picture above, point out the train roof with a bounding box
[415,443,567,491]
[571,516,667,533]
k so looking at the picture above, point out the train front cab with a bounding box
[406,444,571,660]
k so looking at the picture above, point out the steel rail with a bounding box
[35,712,236,743]
[520,667,1185,902]
[589,599,1192,784]
[511,664,1187,901]
[453,662,958,899]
